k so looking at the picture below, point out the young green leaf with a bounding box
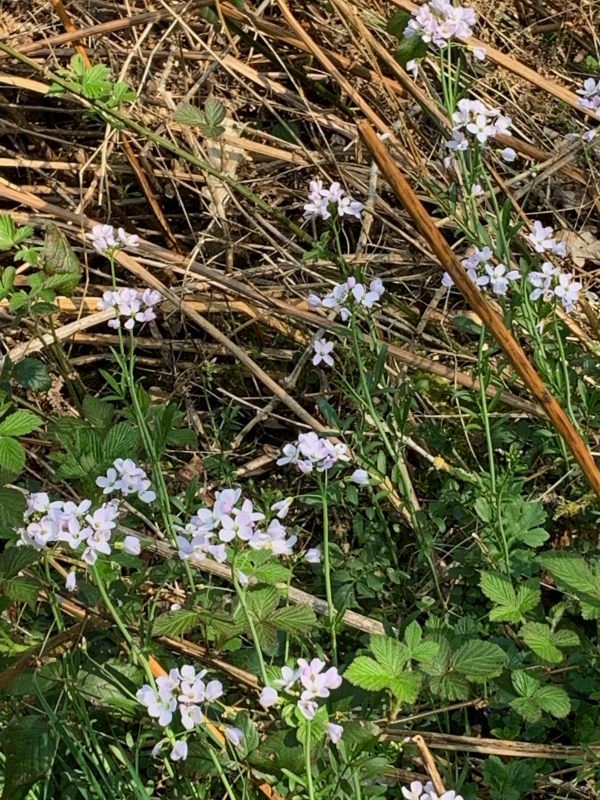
[270,604,317,635]
[520,622,578,664]
[538,552,600,596]
[0,436,26,474]
[0,410,42,437]
[0,214,33,251]
[173,101,207,127]
[370,635,409,673]
[12,358,51,393]
[451,640,507,681]
[534,684,570,718]
[0,547,39,579]
[386,10,412,39]
[151,609,202,638]
[389,671,422,704]
[344,656,389,692]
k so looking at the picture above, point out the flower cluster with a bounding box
[96,458,156,503]
[577,78,600,116]
[97,287,162,330]
[442,246,520,296]
[91,223,139,253]
[277,431,351,474]
[308,276,384,321]
[527,220,567,257]
[137,665,224,761]
[403,0,476,48]
[528,263,582,313]
[175,489,297,564]
[402,780,464,800]
[303,180,364,221]
[259,657,343,727]
[18,492,120,567]
[447,99,512,152]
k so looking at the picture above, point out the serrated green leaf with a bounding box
[0,487,26,531]
[270,604,317,635]
[0,716,55,798]
[0,546,39,579]
[0,411,42,437]
[480,572,517,607]
[511,669,539,698]
[521,622,563,664]
[429,672,470,701]
[204,97,226,125]
[370,635,409,673]
[482,755,536,800]
[43,224,82,286]
[389,670,422,704]
[102,423,140,464]
[245,586,279,621]
[12,358,51,392]
[82,394,114,428]
[515,584,541,614]
[510,696,541,723]
[412,640,440,663]
[551,628,580,648]
[403,620,422,651]
[0,436,26,474]
[535,684,570,718]
[538,552,600,596]
[0,214,33,251]
[254,561,291,584]
[80,63,112,99]
[452,640,507,680]
[2,576,39,605]
[173,102,207,127]
[345,656,389,691]
[1,266,16,290]
[151,609,201,638]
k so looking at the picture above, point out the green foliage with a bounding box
[480,572,540,623]
[510,670,571,722]
[0,408,42,477]
[520,621,579,663]
[538,552,600,618]
[0,716,56,800]
[174,96,226,138]
[482,756,537,800]
[50,54,136,108]
[11,358,52,392]
[0,215,33,252]
[0,486,27,533]
[345,624,438,705]
[41,224,82,296]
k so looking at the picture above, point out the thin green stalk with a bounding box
[207,747,239,800]
[318,471,337,666]
[90,563,154,684]
[304,721,316,800]
[233,568,269,685]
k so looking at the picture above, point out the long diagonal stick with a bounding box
[357,121,600,498]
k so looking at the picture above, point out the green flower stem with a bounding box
[304,720,316,800]
[90,563,154,684]
[317,471,337,666]
[233,569,269,685]
[207,747,239,800]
